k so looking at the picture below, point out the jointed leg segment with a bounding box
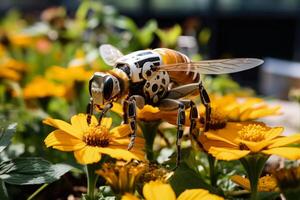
[86,97,113,125]
[159,98,186,167]
[98,102,113,125]
[199,81,211,131]
[86,98,94,125]
[123,95,144,150]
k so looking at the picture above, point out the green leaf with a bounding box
[0,157,72,185]
[257,192,280,200]
[169,163,217,196]
[96,186,117,200]
[0,123,17,153]
[156,24,182,48]
[137,20,157,48]
[114,16,138,33]
[198,28,211,45]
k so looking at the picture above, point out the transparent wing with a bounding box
[99,44,124,66]
[158,58,264,74]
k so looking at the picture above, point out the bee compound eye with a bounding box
[103,76,113,100]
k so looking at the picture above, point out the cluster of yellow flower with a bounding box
[43,93,300,199]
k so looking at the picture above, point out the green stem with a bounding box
[208,154,217,187]
[27,183,49,200]
[140,121,160,161]
[86,164,99,200]
[240,155,268,200]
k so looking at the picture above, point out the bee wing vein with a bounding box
[158,58,263,74]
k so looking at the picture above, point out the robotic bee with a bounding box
[87,44,263,165]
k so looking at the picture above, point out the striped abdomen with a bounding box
[153,48,200,84]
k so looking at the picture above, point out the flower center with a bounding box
[258,175,277,192]
[83,126,111,147]
[205,109,227,130]
[238,124,267,142]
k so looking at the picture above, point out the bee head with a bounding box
[89,72,120,106]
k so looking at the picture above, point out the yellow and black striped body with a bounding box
[153,48,201,85]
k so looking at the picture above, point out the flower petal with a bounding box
[110,124,131,138]
[205,132,238,147]
[111,137,145,148]
[231,175,251,191]
[121,193,140,200]
[227,107,240,121]
[100,117,112,129]
[237,140,273,153]
[44,130,86,151]
[111,103,124,116]
[209,147,250,161]
[262,147,300,160]
[71,113,97,133]
[240,105,281,121]
[178,189,224,200]
[268,134,300,148]
[138,105,160,114]
[198,134,237,152]
[204,122,243,146]
[74,146,101,164]
[98,147,145,161]
[43,117,83,139]
[239,98,263,113]
[143,181,176,200]
[264,127,284,141]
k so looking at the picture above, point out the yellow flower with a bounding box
[231,174,278,192]
[0,44,6,57]
[0,57,26,81]
[138,163,173,184]
[23,76,66,99]
[122,193,139,200]
[112,103,178,124]
[0,68,20,81]
[176,189,223,200]
[122,180,223,200]
[44,114,145,164]
[8,33,36,47]
[200,95,281,122]
[143,181,176,200]
[113,95,280,129]
[1,57,26,71]
[199,122,300,160]
[96,161,146,194]
[45,65,93,84]
[45,66,93,100]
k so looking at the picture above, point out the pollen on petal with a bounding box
[238,124,267,142]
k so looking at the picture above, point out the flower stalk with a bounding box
[86,164,99,200]
[140,121,160,161]
[240,155,269,200]
[208,154,218,187]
